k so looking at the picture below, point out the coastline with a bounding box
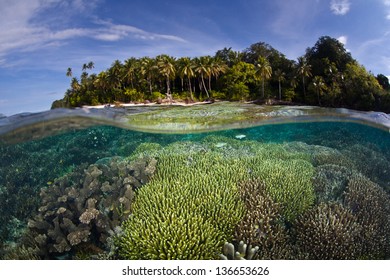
[82,100,214,109]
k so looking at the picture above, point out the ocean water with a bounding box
[0,103,389,260]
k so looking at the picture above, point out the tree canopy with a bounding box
[52,36,390,113]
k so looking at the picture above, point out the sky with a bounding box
[1,0,390,116]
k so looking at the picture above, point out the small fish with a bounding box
[235,134,246,139]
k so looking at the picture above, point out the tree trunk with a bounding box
[188,77,193,101]
[166,76,172,103]
[262,79,265,99]
[201,74,209,98]
[279,80,282,100]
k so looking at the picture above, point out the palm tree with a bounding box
[124,57,138,89]
[177,57,195,101]
[255,56,272,99]
[274,69,286,100]
[194,56,211,99]
[209,57,228,91]
[87,61,94,70]
[157,55,176,101]
[297,56,312,101]
[108,60,123,90]
[66,67,72,77]
[140,57,157,96]
[94,71,110,102]
[70,77,80,92]
[82,61,94,71]
[312,76,326,106]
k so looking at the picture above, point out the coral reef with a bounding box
[342,144,390,189]
[312,164,354,204]
[293,202,363,259]
[244,158,315,222]
[344,174,390,259]
[116,153,246,259]
[26,156,156,258]
[234,179,293,259]
[219,241,259,260]
[116,136,316,259]
[284,141,354,168]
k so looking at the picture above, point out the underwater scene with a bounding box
[0,103,390,260]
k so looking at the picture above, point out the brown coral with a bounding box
[293,202,363,260]
[344,174,390,259]
[234,179,292,259]
[26,156,157,259]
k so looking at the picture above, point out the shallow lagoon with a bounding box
[0,103,389,260]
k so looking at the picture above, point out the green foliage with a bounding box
[209,90,226,100]
[124,88,144,102]
[53,36,389,113]
[283,88,296,102]
[228,82,250,101]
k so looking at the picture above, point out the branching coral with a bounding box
[313,164,354,204]
[244,158,315,222]
[116,137,316,260]
[293,202,363,259]
[344,174,390,259]
[26,157,156,258]
[234,179,293,259]
[116,153,246,260]
[342,144,390,189]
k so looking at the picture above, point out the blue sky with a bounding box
[1,0,390,116]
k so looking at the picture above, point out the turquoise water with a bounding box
[0,105,390,260]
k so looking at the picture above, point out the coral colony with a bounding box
[0,105,390,260]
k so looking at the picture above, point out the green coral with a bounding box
[117,137,316,259]
[116,153,246,259]
[245,158,315,222]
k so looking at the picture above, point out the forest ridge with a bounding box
[51,36,390,113]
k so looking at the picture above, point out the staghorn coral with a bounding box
[26,156,156,259]
[293,202,363,260]
[344,174,390,259]
[284,141,354,168]
[244,158,315,222]
[342,144,390,189]
[234,179,293,259]
[116,137,316,259]
[116,152,246,260]
[313,164,354,204]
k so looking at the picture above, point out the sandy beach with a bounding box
[82,100,213,109]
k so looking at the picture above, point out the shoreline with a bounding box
[82,100,214,109]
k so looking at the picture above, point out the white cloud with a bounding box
[330,0,351,15]
[337,35,348,45]
[383,0,390,19]
[0,0,186,64]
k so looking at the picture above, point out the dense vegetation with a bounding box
[52,36,390,112]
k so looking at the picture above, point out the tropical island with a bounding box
[51,36,390,113]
